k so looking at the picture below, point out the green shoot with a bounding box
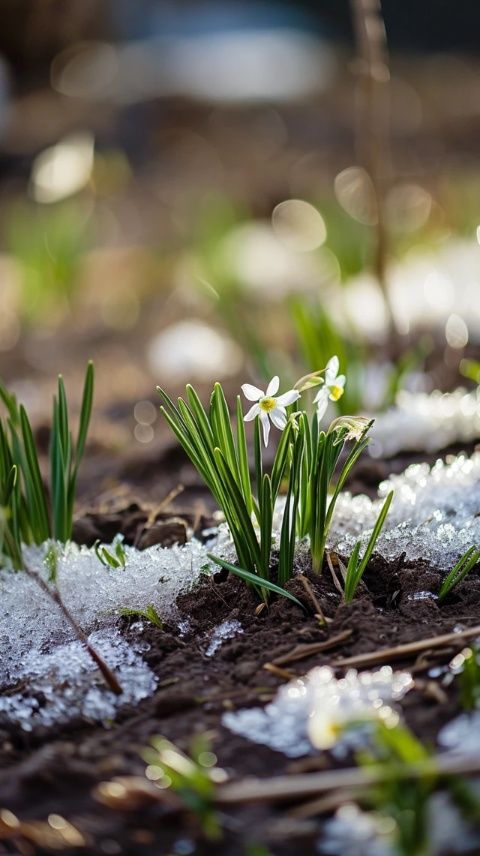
[292,296,429,415]
[0,361,94,567]
[44,542,59,583]
[119,604,162,629]
[454,646,480,712]
[438,546,480,602]
[6,200,90,325]
[141,735,225,839]
[291,297,363,414]
[297,414,373,573]
[460,358,480,384]
[357,721,480,856]
[95,537,127,570]
[343,491,394,602]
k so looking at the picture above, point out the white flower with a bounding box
[314,356,346,421]
[241,376,300,447]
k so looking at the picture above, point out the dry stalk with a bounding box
[269,630,353,668]
[298,575,329,626]
[23,560,123,695]
[331,624,480,670]
[263,663,296,682]
[216,753,480,805]
[350,0,395,335]
[325,552,344,595]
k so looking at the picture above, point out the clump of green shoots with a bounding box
[119,604,162,629]
[0,361,94,568]
[158,357,391,604]
[95,535,127,569]
[157,379,305,608]
[327,490,393,602]
[438,545,480,602]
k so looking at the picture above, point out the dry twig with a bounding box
[23,560,122,695]
[268,630,353,668]
[331,624,480,670]
[298,575,329,626]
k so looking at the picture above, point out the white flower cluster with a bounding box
[242,356,346,446]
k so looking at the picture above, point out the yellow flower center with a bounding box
[309,718,340,750]
[329,385,344,402]
[259,396,277,413]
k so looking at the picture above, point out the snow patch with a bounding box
[223,665,412,758]
[205,619,243,657]
[0,535,227,728]
[0,629,157,731]
[329,451,480,570]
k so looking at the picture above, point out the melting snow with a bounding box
[205,619,243,657]
[0,539,218,686]
[0,629,157,731]
[4,449,480,731]
[223,665,412,757]
[319,795,480,856]
[438,711,480,754]
[0,537,223,728]
[329,451,480,569]
[319,804,395,856]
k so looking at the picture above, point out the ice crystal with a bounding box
[319,796,480,856]
[0,629,157,731]
[223,665,413,757]
[406,591,437,602]
[205,619,243,657]
[370,388,480,458]
[438,711,480,754]
[329,452,480,569]
[0,538,219,686]
[0,535,228,728]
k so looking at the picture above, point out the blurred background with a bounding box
[1,0,480,500]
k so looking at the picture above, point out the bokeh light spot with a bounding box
[272,199,326,251]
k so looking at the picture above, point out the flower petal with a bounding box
[260,411,271,447]
[244,403,260,422]
[266,375,280,397]
[276,389,301,407]
[313,386,328,405]
[241,383,264,402]
[270,407,287,430]
[335,374,346,389]
[325,355,339,384]
[316,396,328,422]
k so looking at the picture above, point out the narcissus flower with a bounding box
[314,356,346,421]
[242,376,300,447]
